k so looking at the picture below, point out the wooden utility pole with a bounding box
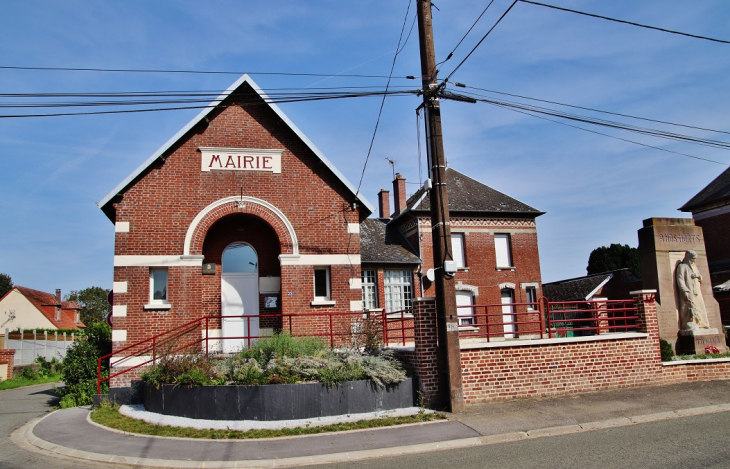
[416,0,465,413]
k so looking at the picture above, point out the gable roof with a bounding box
[97,74,374,219]
[542,269,639,302]
[13,286,84,329]
[680,166,730,212]
[401,168,543,217]
[360,218,421,265]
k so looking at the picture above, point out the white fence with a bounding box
[3,329,77,365]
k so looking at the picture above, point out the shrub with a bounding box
[237,333,327,368]
[660,339,674,361]
[58,323,111,407]
[21,366,39,380]
[141,352,223,388]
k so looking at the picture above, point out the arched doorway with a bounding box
[221,242,259,352]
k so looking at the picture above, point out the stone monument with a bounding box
[638,218,726,354]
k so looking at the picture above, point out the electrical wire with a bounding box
[437,0,496,68]
[458,84,730,136]
[443,0,519,82]
[0,65,421,79]
[518,0,730,45]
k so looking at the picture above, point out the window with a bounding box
[313,267,331,301]
[456,291,475,326]
[451,233,466,269]
[222,243,257,273]
[525,286,537,310]
[361,270,378,310]
[150,268,168,304]
[494,233,513,268]
[384,270,413,312]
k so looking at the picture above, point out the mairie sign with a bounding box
[200,147,283,173]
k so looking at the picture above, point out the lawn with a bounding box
[90,403,444,439]
[0,372,62,391]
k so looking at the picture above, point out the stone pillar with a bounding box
[638,218,726,353]
[0,349,15,381]
[412,297,441,408]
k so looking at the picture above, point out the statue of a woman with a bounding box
[675,250,710,330]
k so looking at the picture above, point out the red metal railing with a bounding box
[98,298,640,393]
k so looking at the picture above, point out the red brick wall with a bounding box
[0,349,15,380]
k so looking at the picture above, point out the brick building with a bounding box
[680,166,730,324]
[362,170,544,336]
[98,74,373,364]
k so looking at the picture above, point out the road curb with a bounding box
[13,404,730,468]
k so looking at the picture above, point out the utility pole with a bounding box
[416,0,465,413]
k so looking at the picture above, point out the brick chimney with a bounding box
[378,189,390,219]
[393,173,406,215]
[55,289,61,322]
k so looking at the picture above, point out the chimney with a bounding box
[55,289,61,322]
[393,173,406,215]
[378,189,390,219]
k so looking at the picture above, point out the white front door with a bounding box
[221,273,259,353]
[501,289,516,338]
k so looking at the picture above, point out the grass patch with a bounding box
[0,373,62,391]
[90,404,444,439]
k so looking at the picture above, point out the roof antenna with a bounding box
[385,158,396,181]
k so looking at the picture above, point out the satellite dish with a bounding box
[426,269,435,282]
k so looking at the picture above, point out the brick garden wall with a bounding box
[0,349,15,381]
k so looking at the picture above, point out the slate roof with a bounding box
[403,168,543,216]
[543,272,614,302]
[680,166,730,212]
[360,218,421,265]
[13,286,84,330]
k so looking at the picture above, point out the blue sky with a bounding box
[1,0,728,296]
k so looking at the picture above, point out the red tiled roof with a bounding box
[14,286,85,330]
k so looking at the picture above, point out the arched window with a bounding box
[222,243,258,273]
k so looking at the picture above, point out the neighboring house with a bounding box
[542,269,641,302]
[0,286,84,332]
[363,169,544,334]
[679,166,730,324]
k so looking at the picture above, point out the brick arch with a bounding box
[184,196,298,256]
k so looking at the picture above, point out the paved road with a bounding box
[0,384,130,469]
[321,410,730,469]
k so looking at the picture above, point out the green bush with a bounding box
[660,339,674,361]
[237,333,327,368]
[141,352,223,388]
[21,366,39,380]
[58,323,111,407]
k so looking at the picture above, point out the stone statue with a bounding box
[675,250,710,331]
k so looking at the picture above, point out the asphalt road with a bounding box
[321,410,730,469]
[0,383,131,469]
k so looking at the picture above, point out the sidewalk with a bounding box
[13,380,730,468]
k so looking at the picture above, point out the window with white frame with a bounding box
[384,270,412,312]
[525,286,537,310]
[313,267,331,301]
[361,270,378,310]
[150,268,168,304]
[451,233,466,269]
[494,233,513,268]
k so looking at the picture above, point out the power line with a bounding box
[443,0,519,82]
[458,84,730,136]
[490,100,728,165]
[0,65,421,80]
[519,0,730,44]
[437,0,496,67]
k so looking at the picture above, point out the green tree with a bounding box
[0,273,12,298]
[587,244,642,278]
[59,323,111,407]
[65,286,111,325]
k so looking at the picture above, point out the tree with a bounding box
[587,244,642,278]
[0,273,12,298]
[65,286,111,325]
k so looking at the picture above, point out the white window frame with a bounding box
[361,269,378,310]
[494,233,514,269]
[384,270,413,313]
[525,286,537,311]
[451,233,466,269]
[146,267,171,310]
[313,266,331,302]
